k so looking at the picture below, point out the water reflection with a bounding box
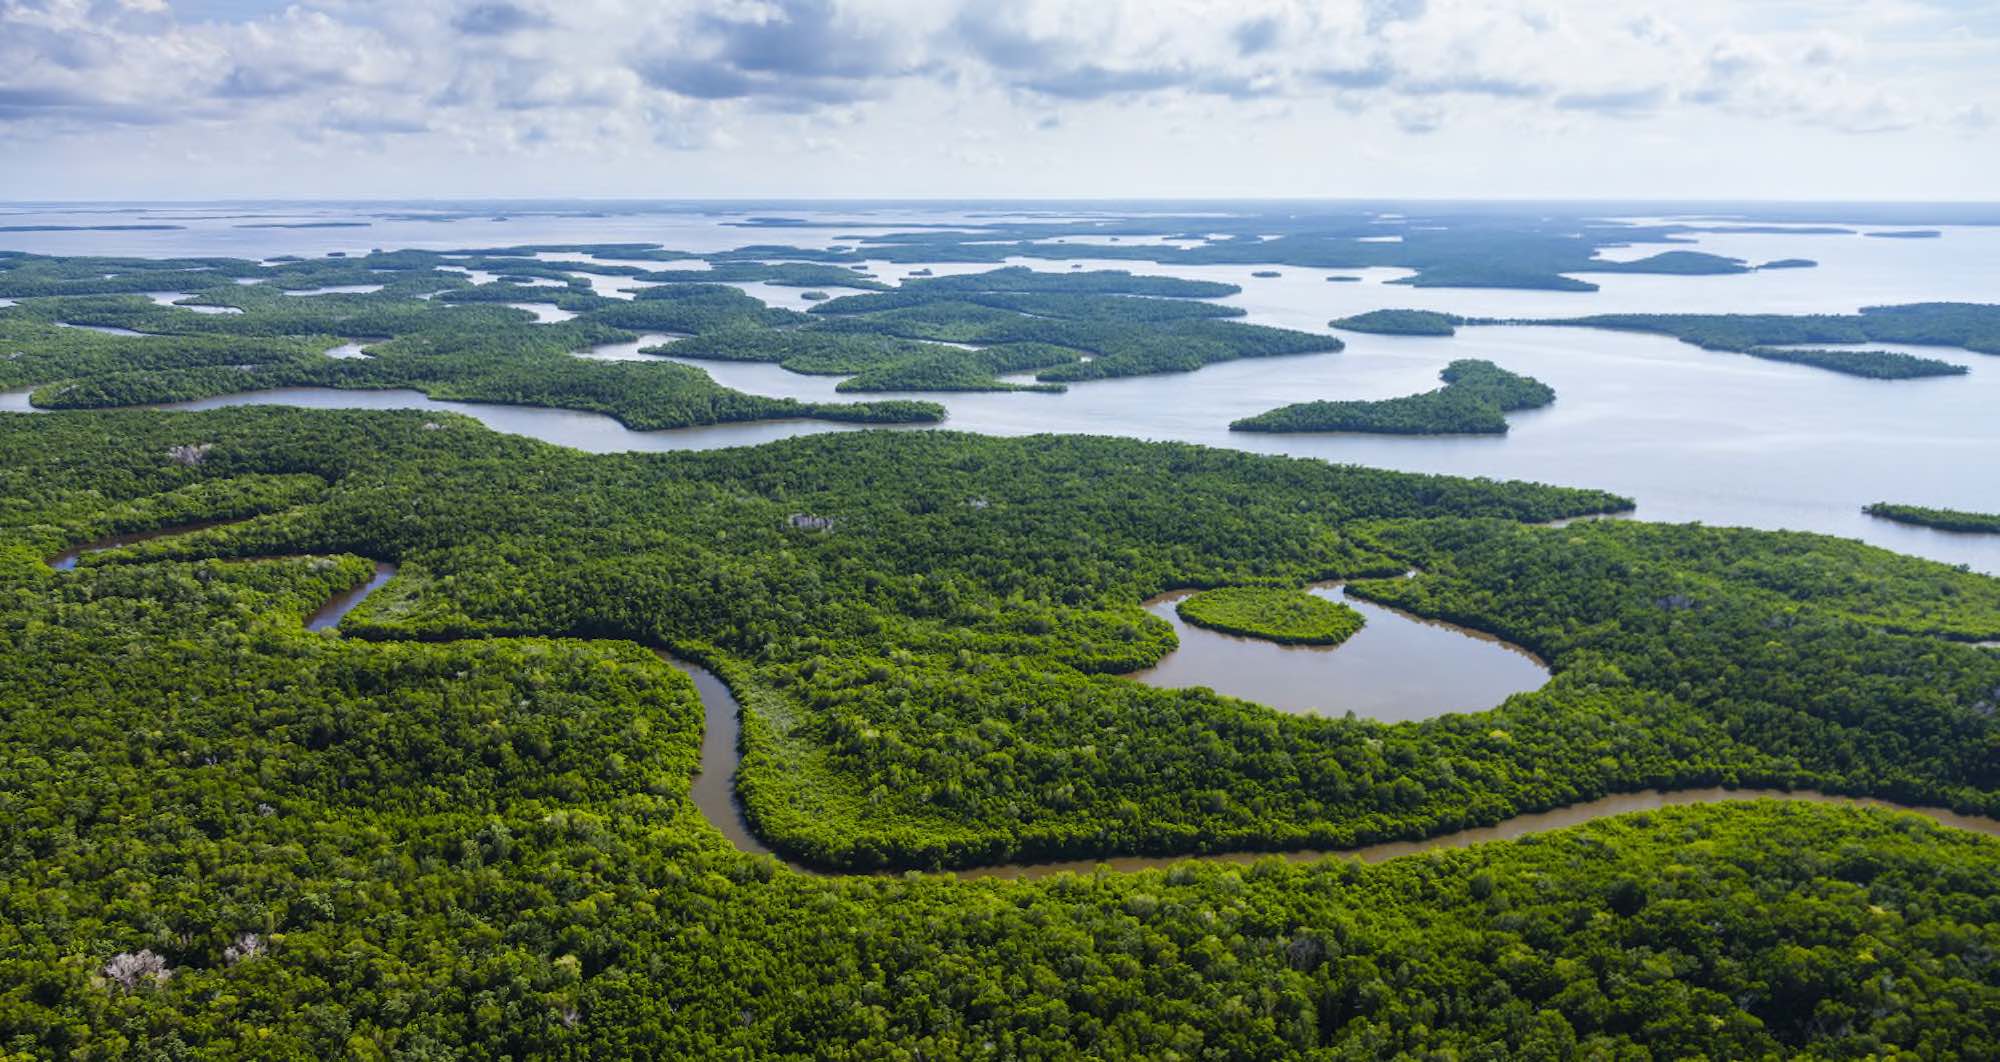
[572,332,687,361]
[656,652,779,860]
[283,284,384,296]
[54,322,149,336]
[141,292,242,314]
[149,386,903,454]
[306,562,397,631]
[4,212,1998,574]
[508,302,577,323]
[1127,583,1548,722]
[51,315,1999,576]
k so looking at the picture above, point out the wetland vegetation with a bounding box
[3,405,2000,1056]
[1534,303,2000,378]
[1866,503,2000,535]
[7,208,2000,1057]
[1175,586,1367,646]
[1328,309,1464,336]
[1232,360,1555,435]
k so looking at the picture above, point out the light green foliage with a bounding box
[1177,586,1365,645]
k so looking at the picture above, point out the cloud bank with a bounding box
[0,0,1993,198]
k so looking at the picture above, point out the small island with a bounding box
[1330,309,1464,336]
[1176,586,1365,645]
[800,290,830,301]
[1756,258,1817,270]
[1327,275,1361,282]
[1251,270,1281,278]
[1864,503,2000,534]
[1232,359,1554,435]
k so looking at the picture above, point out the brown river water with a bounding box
[41,525,2000,882]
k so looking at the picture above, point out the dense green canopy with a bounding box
[1177,587,1366,645]
[1233,360,1555,435]
[2,406,1999,1055]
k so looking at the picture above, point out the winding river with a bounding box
[305,561,397,631]
[41,527,2000,881]
[48,519,246,570]
[663,643,2000,880]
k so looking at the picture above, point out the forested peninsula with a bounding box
[1866,502,2000,534]
[1231,360,1554,435]
[1531,303,2000,378]
[706,209,1785,292]
[0,254,1338,408]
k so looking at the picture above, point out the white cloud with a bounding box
[0,0,1992,197]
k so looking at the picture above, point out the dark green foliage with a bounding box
[1866,503,2000,535]
[657,326,961,372]
[1388,265,1599,291]
[1329,309,1463,336]
[765,266,1337,385]
[1,409,1999,1054]
[1574,250,1751,276]
[830,265,1239,300]
[755,211,1802,291]
[20,408,2000,881]
[0,410,1637,871]
[1177,586,1365,645]
[835,343,1076,393]
[435,281,599,309]
[1853,302,2000,352]
[1540,303,2000,377]
[592,283,802,332]
[0,256,937,429]
[632,261,891,290]
[657,327,1072,393]
[1233,359,1554,435]
[1751,347,1965,378]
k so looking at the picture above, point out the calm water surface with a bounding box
[306,562,397,631]
[1127,584,1548,722]
[507,302,577,323]
[572,332,686,361]
[5,206,1997,573]
[656,652,779,859]
[659,652,2000,877]
[152,386,902,452]
[283,284,383,296]
[141,292,241,314]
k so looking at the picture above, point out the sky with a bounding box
[2,0,1997,201]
